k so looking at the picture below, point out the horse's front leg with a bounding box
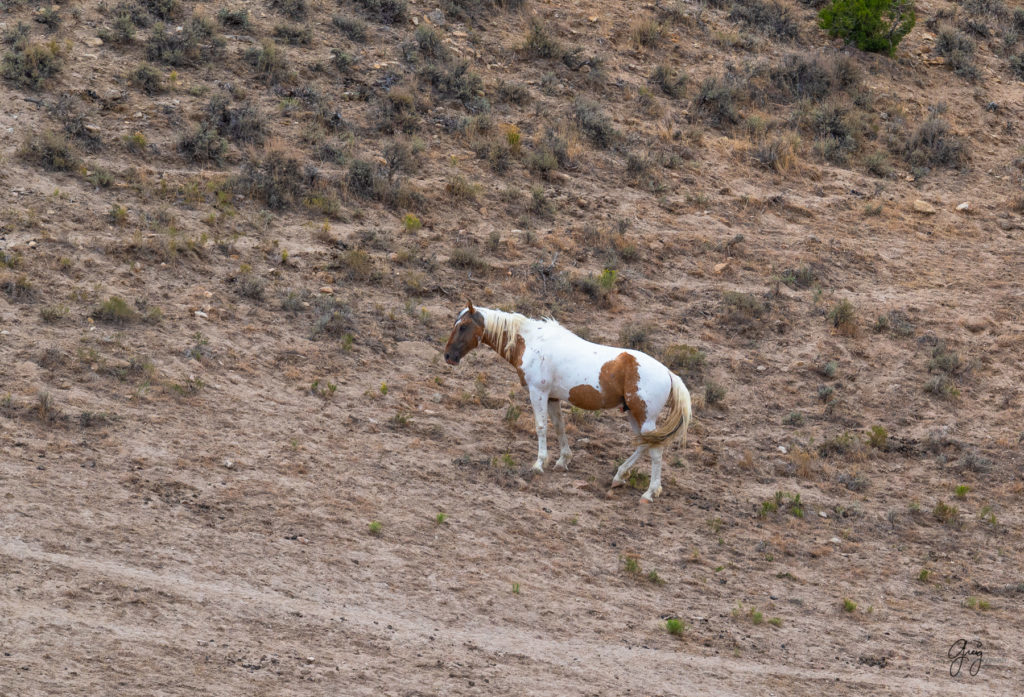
[528,388,550,473]
[548,399,572,471]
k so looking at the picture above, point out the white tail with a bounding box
[638,372,691,448]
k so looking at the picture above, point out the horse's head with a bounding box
[444,302,485,366]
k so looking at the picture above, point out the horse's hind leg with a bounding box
[548,399,572,471]
[611,444,648,488]
[640,446,664,503]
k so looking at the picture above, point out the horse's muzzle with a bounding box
[445,353,459,366]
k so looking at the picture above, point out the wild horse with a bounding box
[444,302,691,503]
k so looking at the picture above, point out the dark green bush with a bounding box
[819,0,916,57]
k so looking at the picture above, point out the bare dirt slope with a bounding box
[2,0,1023,694]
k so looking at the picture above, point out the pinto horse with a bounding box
[444,302,691,502]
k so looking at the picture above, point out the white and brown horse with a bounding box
[443,302,691,502]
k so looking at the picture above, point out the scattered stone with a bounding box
[319,286,334,294]
[84,37,104,48]
[913,199,937,215]
[426,9,445,25]
[194,310,208,319]
[777,445,787,454]
[829,536,841,544]
[819,510,828,519]
[713,261,729,274]
[956,202,970,212]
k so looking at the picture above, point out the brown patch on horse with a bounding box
[567,353,646,425]
[482,331,527,384]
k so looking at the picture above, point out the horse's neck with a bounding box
[480,309,526,364]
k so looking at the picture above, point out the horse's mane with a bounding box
[482,309,537,361]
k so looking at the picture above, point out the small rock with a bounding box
[27,240,37,248]
[223,460,234,469]
[84,37,104,47]
[819,511,828,519]
[756,364,766,372]
[955,202,969,212]
[426,8,445,25]
[777,445,787,454]
[913,199,937,215]
[451,30,467,38]
[194,310,208,319]
[319,286,334,294]
[713,261,729,274]
[829,536,841,544]
[580,64,591,73]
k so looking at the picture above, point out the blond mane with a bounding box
[482,309,528,361]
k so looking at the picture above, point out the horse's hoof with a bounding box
[610,479,624,489]
[531,464,544,474]
[639,496,652,505]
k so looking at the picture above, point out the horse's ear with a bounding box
[467,300,475,314]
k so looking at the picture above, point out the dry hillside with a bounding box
[1,0,1023,694]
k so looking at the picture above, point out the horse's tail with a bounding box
[638,372,691,448]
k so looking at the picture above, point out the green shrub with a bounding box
[238,150,308,209]
[904,117,968,170]
[146,17,224,67]
[332,15,368,42]
[273,24,312,45]
[19,131,79,171]
[522,18,563,59]
[354,0,407,24]
[651,64,687,99]
[92,296,138,324]
[269,0,307,20]
[205,95,267,145]
[2,39,65,89]
[573,98,617,148]
[730,0,799,40]
[243,40,290,84]
[217,8,250,29]
[179,125,228,164]
[694,77,741,126]
[819,0,916,56]
[130,63,165,94]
